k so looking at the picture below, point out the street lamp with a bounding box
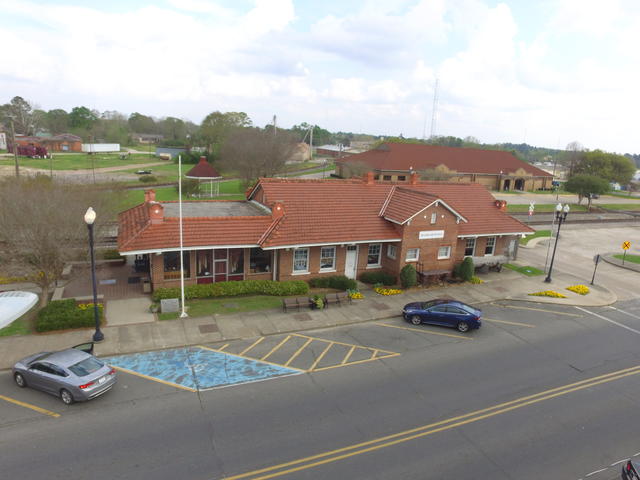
[84,207,104,342]
[544,203,570,283]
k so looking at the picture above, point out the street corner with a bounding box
[103,346,302,391]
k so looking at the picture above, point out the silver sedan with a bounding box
[12,343,117,405]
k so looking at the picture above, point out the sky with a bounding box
[1,0,639,153]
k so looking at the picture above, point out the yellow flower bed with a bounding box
[77,303,104,310]
[469,276,484,284]
[0,275,30,285]
[374,287,403,296]
[528,290,567,298]
[566,284,590,295]
[348,289,363,299]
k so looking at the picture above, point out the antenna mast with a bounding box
[429,78,439,139]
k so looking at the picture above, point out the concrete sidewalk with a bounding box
[0,269,618,371]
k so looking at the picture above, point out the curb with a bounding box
[600,253,640,273]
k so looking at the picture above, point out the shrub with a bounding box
[139,175,158,183]
[359,271,396,286]
[399,264,417,289]
[459,257,474,282]
[308,275,357,291]
[102,249,123,260]
[452,262,463,279]
[36,299,104,332]
[151,279,309,302]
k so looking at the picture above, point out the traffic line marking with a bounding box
[222,364,640,480]
[576,307,640,335]
[261,335,292,361]
[308,342,334,371]
[491,303,582,317]
[374,322,472,340]
[0,394,60,418]
[240,337,265,356]
[483,317,535,328]
[283,337,313,367]
[112,365,197,392]
[341,345,356,365]
[607,306,640,320]
[198,345,306,373]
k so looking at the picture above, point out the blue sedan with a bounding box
[402,298,482,333]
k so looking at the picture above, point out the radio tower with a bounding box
[429,78,439,140]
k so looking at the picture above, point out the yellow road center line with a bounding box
[375,322,472,340]
[0,394,60,418]
[198,345,306,372]
[112,366,196,392]
[483,317,535,328]
[262,336,292,361]
[308,342,334,371]
[284,338,313,367]
[491,303,582,317]
[240,337,265,356]
[223,363,640,480]
[341,345,356,365]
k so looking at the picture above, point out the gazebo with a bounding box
[185,156,223,197]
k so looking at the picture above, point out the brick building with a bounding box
[14,134,82,152]
[336,142,553,192]
[117,174,533,291]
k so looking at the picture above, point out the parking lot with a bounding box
[2,299,639,425]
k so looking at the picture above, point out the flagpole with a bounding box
[178,154,188,318]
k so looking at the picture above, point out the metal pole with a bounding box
[543,213,557,273]
[10,120,19,178]
[178,155,188,318]
[591,254,600,285]
[88,222,104,341]
[544,214,562,283]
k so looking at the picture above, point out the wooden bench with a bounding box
[324,291,352,307]
[282,296,311,312]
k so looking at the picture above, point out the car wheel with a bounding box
[14,372,26,388]
[410,315,422,326]
[60,389,74,405]
[457,321,470,333]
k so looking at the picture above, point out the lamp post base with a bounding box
[93,330,105,342]
[543,276,552,283]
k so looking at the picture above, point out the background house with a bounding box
[13,133,82,152]
[336,142,553,191]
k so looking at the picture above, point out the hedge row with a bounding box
[359,271,396,286]
[152,279,309,301]
[308,275,357,291]
[36,299,103,333]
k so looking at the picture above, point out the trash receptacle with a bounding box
[142,277,151,293]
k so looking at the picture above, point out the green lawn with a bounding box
[158,295,283,320]
[520,229,551,245]
[507,203,588,213]
[599,203,640,211]
[504,264,545,276]
[119,186,246,210]
[614,253,640,264]
[0,317,31,336]
[0,153,160,170]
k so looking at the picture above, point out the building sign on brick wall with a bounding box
[419,230,444,240]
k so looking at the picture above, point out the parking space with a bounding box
[0,393,61,419]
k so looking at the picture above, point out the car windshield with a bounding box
[69,357,104,377]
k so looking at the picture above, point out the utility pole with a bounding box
[273,115,277,136]
[10,119,19,178]
[429,78,439,140]
[309,125,313,161]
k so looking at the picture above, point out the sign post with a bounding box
[622,241,631,265]
[591,254,601,285]
[528,201,535,223]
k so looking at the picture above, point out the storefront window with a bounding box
[197,250,212,277]
[250,248,271,273]
[228,249,244,275]
[163,251,190,280]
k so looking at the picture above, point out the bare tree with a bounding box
[0,176,118,307]
[565,141,585,177]
[339,161,370,178]
[220,128,298,187]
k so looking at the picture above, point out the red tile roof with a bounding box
[118,179,533,253]
[185,157,222,179]
[339,142,552,177]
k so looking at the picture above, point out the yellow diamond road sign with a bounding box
[622,241,631,250]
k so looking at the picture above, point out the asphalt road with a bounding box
[2,297,640,480]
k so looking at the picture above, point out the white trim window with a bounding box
[406,248,420,262]
[437,246,451,259]
[320,246,336,271]
[387,244,397,259]
[464,238,476,256]
[367,244,381,267]
[293,248,309,273]
[485,237,496,256]
[430,212,437,224]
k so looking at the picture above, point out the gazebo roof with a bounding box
[185,156,222,179]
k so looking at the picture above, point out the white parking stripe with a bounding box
[607,306,640,320]
[576,307,640,335]
[585,468,607,477]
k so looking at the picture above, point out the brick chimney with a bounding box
[365,171,375,185]
[409,171,419,185]
[272,201,285,220]
[494,200,507,211]
[148,202,164,224]
[144,189,156,203]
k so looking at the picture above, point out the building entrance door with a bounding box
[345,246,358,279]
